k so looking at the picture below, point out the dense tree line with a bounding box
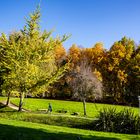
[47,37,140,106]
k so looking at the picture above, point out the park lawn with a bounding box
[0,96,7,101]
[10,97,139,117]
[0,118,139,140]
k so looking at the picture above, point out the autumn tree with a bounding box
[46,43,69,99]
[0,7,69,111]
[49,44,82,100]
[125,45,140,105]
[100,37,135,104]
[68,55,102,116]
[84,43,105,81]
[68,44,81,67]
[54,43,66,65]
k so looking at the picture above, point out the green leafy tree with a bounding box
[0,7,69,111]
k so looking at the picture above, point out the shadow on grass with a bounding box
[0,103,7,108]
[0,124,120,140]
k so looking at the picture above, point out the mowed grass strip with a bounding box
[10,98,139,117]
[0,118,139,140]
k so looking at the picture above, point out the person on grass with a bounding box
[47,103,52,113]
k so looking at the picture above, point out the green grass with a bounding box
[0,118,139,140]
[0,111,94,129]
[0,102,94,130]
[0,97,139,138]
[0,101,93,129]
[0,96,7,101]
[10,98,139,117]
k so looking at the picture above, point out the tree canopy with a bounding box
[0,7,69,111]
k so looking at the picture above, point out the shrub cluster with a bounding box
[93,108,140,134]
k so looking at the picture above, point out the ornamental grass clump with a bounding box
[94,108,140,134]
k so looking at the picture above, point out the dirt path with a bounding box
[0,101,29,112]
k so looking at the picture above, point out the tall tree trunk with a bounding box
[83,98,86,116]
[6,91,10,106]
[18,92,25,112]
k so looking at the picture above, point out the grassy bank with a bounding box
[0,118,139,140]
